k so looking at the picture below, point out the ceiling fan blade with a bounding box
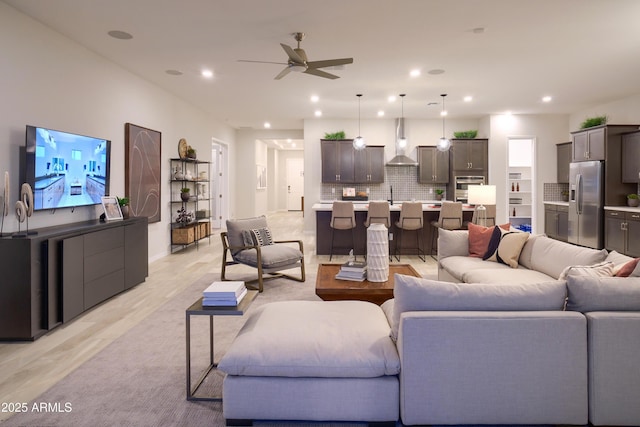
[303,68,339,79]
[238,60,288,65]
[306,58,354,69]
[280,43,305,64]
[274,66,293,80]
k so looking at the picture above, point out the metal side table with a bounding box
[185,290,258,401]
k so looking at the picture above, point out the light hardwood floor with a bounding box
[0,211,437,421]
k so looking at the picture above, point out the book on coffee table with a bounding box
[340,260,367,273]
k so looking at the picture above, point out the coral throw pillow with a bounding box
[468,222,511,258]
[615,258,640,277]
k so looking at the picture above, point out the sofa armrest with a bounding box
[586,312,640,426]
[397,311,587,426]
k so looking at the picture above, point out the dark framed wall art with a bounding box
[125,123,161,223]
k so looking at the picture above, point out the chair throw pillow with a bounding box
[468,222,511,258]
[483,226,529,268]
[558,260,614,280]
[241,227,274,247]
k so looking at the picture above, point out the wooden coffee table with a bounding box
[315,263,421,305]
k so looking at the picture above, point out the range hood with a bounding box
[386,118,418,166]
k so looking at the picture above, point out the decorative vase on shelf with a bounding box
[181,191,190,202]
[121,205,129,219]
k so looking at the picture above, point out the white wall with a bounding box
[569,92,640,131]
[0,3,235,261]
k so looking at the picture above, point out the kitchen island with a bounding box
[313,201,475,256]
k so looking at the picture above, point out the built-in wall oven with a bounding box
[454,175,485,202]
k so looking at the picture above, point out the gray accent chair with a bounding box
[221,216,305,292]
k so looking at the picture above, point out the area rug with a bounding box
[2,271,397,427]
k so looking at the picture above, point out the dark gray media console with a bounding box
[0,217,148,341]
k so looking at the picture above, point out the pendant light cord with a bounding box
[357,94,362,135]
[441,94,447,138]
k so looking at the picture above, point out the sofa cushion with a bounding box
[234,244,302,269]
[218,300,400,378]
[559,260,614,280]
[464,267,556,285]
[437,229,469,259]
[518,233,543,270]
[439,255,502,282]
[391,274,567,340]
[530,236,607,279]
[483,227,530,268]
[566,275,640,312]
[468,223,511,258]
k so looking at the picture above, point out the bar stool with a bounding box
[394,201,426,262]
[329,201,356,261]
[430,201,463,258]
[364,201,391,261]
[467,204,496,228]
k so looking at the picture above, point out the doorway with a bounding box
[211,139,229,229]
[286,157,304,211]
[507,137,536,233]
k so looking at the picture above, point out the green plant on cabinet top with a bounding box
[453,130,478,139]
[580,115,608,129]
[324,131,346,140]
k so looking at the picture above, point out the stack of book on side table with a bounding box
[335,260,367,282]
[202,281,247,307]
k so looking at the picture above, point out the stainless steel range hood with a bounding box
[386,118,418,166]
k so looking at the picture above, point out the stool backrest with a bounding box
[365,201,390,228]
[398,202,423,230]
[330,201,356,230]
[471,204,496,227]
[437,201,463,230]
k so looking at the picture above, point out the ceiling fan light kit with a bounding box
[353,94,366,151]
[437,93,452,152]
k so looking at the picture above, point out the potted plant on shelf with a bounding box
[180,187,191,202]
[627,193,639,207]
[186,146,197,160]
[117,196,130,218]
[561,190,569,202]
[435,189,444,201]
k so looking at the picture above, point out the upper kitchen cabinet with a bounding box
[418,146,449,183]
[556,142,571,184]
[354,146,385,183]
[450,139,488,172]
[570,124,639,205]
[321,139,355,183]
[622,130,640,183]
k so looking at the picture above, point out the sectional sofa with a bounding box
[217,261,640,425]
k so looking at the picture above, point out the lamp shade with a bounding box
[468,184,496,205]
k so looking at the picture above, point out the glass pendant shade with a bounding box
[437,94,451,151]
[354,94,366,151]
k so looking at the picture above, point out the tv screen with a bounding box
[24,125,111,211]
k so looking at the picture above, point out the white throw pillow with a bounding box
[483,227,530,268]
[558,260,614,280]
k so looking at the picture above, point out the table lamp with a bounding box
[468,184,496,227]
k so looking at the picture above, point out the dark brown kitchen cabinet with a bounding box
[544,204,568,242]
[605,210,640,257]
[354,145,385,183]
[321,139,355,183]
[556,142,571,183]
[418,146,449,183]
[572,127,605,161]
[622,131,640,183]
[450,139,488,172]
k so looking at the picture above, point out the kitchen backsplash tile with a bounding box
[320,166,446,201]
[543,182,569,201]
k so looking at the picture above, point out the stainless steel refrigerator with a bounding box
[568,160,604,249]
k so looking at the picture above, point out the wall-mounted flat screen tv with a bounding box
[24,125,111,211]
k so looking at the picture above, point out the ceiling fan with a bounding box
[239,32,353,80]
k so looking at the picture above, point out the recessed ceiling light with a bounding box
[388,96,396,103]
[377,110,385,117]
[201,69,213,78]
[463,95,473,102]
[440,110,448,117]
[310,95,319,103]
[542,96,552,102]
[410,69,421,77]
[314,110,322,117]
[428,69,445,75]
[287,139,292,143]
[107,30,133,40]
[291,142,296,148]
[264,122,271,128]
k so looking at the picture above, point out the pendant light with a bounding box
[437,93,451,152]
[353,94,366,151]
[398,94,407,149]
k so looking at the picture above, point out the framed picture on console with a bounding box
[101,196,123,221]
